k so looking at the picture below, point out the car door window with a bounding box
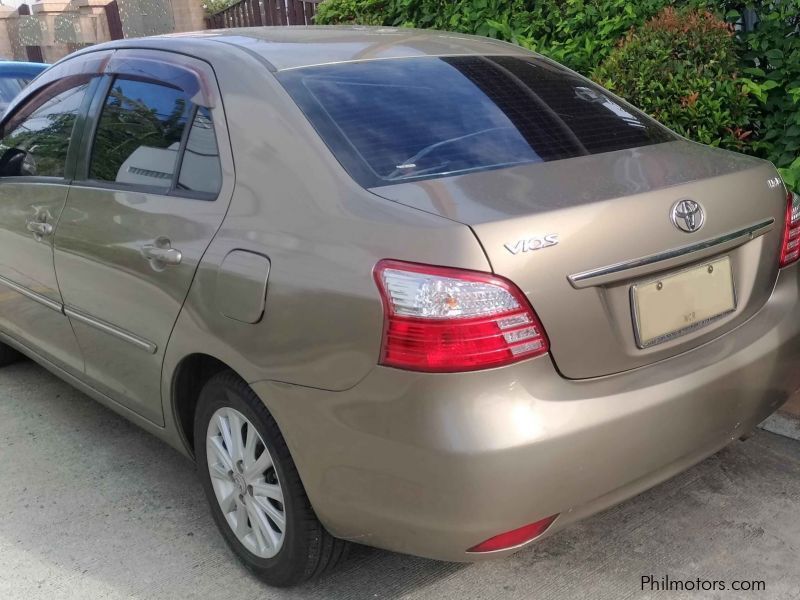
[89,78,191,191]
[0,76,91,179]
[176,106,222,198]
[88,77,222,199]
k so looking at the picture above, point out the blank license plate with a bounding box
[632,257,736,348]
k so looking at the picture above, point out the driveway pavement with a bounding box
[1,360,799,600]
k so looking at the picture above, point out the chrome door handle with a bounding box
[141,238,182,270]
[142,246,182,265]
[26,221,53,237]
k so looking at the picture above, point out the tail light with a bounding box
[373,259,549,372]
[780,190,800,267]
[467,514,559,553]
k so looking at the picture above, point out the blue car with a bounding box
[0,61,47,111]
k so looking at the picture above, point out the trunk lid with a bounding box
[371,140,787,379]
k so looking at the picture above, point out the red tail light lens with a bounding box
[373,260,549,372]
[780,190,800,267]
[467,514,559,553]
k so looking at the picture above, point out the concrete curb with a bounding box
[760,411,800,441]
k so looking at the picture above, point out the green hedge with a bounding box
[731,2,800,189]
[316,0,800,189]
[593,8,754,151]
[316,0,673,74]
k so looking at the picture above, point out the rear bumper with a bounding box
[252,268,800,562]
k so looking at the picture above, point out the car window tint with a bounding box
[89,77,191,191]
[0,78,90,178]
[278,56,676,187]
[176,106,222,197]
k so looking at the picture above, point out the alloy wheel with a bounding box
[206,406,286,558]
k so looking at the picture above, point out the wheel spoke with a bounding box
[218,489,237,514]
[243,421,258,468]
[234,501,250,538]
[244,449,273,480]
[264,519,281,549]
[245,502,270,553]
[226,409,246,463]
[251,482,283,504]
[209,462,230,481]
[216,414,234,459]
[253,496,286,532]
[208,436,233,472]
[251,500,282,548]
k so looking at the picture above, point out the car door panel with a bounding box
[56,188,230,424]
[53,50,232,425]
[0,73,101,374]
[0,182,82,370]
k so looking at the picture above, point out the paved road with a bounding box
[1,360,799,600]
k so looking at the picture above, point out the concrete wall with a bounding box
[171,0,204,32]
[0,6,16,59]
[0,0,205,63]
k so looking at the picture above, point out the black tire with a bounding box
[0,342,23,367]
[194,371,349,587]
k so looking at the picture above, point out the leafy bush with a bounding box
[316,0,674,74]
[483,0,674,74]
[727,2,800,188]
[314,0,388,25]
[592,7,755,151]
[204,0,237,16]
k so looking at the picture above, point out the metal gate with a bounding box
[206,0,322,29]
[105,0,125,41]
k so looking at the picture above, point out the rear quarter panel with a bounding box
[161,48,490,402]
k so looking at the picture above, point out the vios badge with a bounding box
[504,234,559,255]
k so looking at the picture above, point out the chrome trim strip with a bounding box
[0,273,62,312]
[0,274,157,354]
[568,218,775,289]
[275,51,529,72]
[64,307,157,354]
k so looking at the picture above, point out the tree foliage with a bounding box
[316,0,673,74]
[723,1,800,188]
[593,7,755,151]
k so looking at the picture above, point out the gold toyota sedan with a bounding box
[0,27,798,587]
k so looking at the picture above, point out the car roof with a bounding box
[83,26,532,72]
[0,61,48,78]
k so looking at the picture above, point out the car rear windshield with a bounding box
[277,55,676,188]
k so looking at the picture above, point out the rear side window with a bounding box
[278,56,675,187]
[176,107,222,197]
[90,78,190,189]
[88,77,222,198]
